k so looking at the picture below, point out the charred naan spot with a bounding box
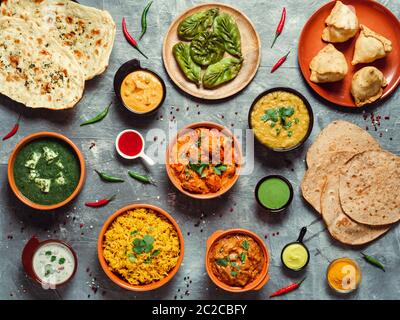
[34,0,45,3]
[94,49,99,55]
[39,49,50,55]
[337,217,351,227]
[74,50,83,58]
[41,82,52,94]
[66,16,74,24]
[91,29,100,36]
[14,39,21,44]
[37,38,43,45]
[62,69,68,77]
[96,39,102,46]
[47,95,52,101]
[9,55,19,68]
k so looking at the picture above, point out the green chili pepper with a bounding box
[95,170,125,183]
[80,103,111,126]
[139,1,153,40]
[128,170,155,185]
[361,252,385,272]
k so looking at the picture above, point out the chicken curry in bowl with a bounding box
[167,123,240,198]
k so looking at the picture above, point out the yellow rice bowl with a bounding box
[102,208,180,285]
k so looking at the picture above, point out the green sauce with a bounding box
[257,177,291,209]
[14,138,80,205]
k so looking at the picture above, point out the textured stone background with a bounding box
[0,0,399,300]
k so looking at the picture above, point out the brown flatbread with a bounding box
[306,120,380,168]
[301,151,354,214]
[321,175,390,245]
[339,150,400,225]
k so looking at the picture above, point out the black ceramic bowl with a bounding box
[113,59,166,115]
[280,227,310,272]
[254,175,294,213]
[248,87,314,152]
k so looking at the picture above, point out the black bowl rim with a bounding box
[254,175,294,213]
[248,87,314,153]
[113,59,167,116]
[280,241,310,272]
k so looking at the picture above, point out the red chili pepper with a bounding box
[2,114,21,141]
[271,7,286,48]
[271,51,290,73]
[122,18,148,59]
[269,277,306,298]
[85,195,116,208]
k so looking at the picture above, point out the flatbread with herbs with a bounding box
[0,17,84,109]
[1,0,116,80]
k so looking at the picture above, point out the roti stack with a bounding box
[0,0,116,110]
[301,120,399,245]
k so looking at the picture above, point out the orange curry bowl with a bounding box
[7,132,86,211]
[205,228,270,293]
[165,121,242,200]
[97,203,185,291]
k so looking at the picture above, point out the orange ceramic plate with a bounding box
[298,0,400,107]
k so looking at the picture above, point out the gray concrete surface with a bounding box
[0,0,399,300]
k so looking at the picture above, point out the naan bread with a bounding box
[0,17,84,109]
[1,0,116,80]
[351,66,387,107]
[339,150,400,226]
[352,25,392,65]
[301,151,354,214]
[309,44,348,83]
[306,120,380,168]
[321,175,390,246]
[322,1,359,43]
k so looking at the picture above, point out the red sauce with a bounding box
[118,131,143,157]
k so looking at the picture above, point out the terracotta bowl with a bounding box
[97,203,185,292]
[165,121,242,199]
[205,228,270,293]
[8,132,86,211]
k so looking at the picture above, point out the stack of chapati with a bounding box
[0,0,115,110]
[301,120,400,245]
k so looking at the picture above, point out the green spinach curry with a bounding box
[14,138,80,205]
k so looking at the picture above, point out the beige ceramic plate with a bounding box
[162,2,261,100]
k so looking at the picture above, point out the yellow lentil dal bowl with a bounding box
[249,88,313,152]
[98,204,184,291]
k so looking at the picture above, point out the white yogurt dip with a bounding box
[32,242,76,286]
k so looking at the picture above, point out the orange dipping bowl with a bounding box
[165,121,242,200]
[8,132,85,211]
[97,203,184,291]
[205,229,270,293]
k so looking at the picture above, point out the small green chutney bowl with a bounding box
[255,175,294,213]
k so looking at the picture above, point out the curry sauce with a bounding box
[209,234,264,287]
[169,128,238,195]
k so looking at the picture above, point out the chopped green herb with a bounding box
[127,253,136,262]
[230,271,238,277]
[50,256,56,262]
[130,230,138,236]
[188,162,208,177]
[132,234,154,255]
[45,251,52,256]
[288,131,293,137]
[151,249,161,257]
[275,128,281,136]
[213,164,227,175]
[240,252,246,263]
[242,240,250,250]
[294,118,300,124]
[58,258,65,265]
[215,258,229,267]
